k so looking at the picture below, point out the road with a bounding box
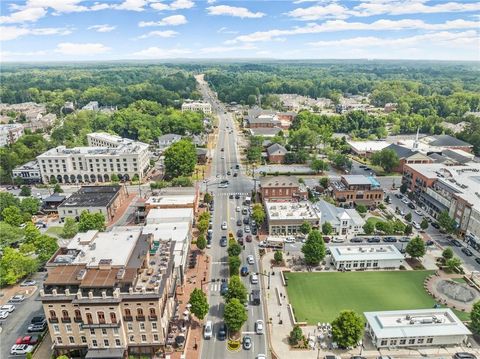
[197,75,269,359]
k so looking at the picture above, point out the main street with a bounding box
[197,76,269,358]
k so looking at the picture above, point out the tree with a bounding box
[34,235,59,263]
[274,250,283,264]
[227,243,242,257]
[0,247,38,286]
[437,210,456,234]
[198,211,211,222]
[224,298,247,332]
[197,218,209,234]
[53,183,63,193]
[228,255,241,276]
[371,148,399,173]
[2,206,24,226]
[0,193,20,216]
[331,310,365,349]
[420,218,429,230]
[319,177,329,189]
[251,204,266,225]
[355,204,367,214]
[0,222,24,250]
[163,139,197,179]
[446,257,462,272]
[196,234,207,251]
[363,221,375,235]
[400,183,408,194]
[311,159,329,174]
[19,186,31,197]
[405,236,426,259]
[322,222,333,235]
[24,222,41,244]
[188,288,209,320]
[225,275,248,304]
[61,218,78,239]
[204,192,213,204]
[78,211,106,232]
[404,224,413,235]
[301,230,326,266]
[405,213,412,222]
[470,301,480,334]
[442,247,454,261]
[288,325,304,346]
[171,176,193,187]
[300,221,312,235]
[20,197,41,215]
[111,173,120,183]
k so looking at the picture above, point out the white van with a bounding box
[250,273,258,284]
[203,321,213,340]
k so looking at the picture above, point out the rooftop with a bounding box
[59,185,121,208]
[145,194,195,207]
[249,127,282,137]
[260,176,299,188]
[365,308,471,339]
[315,199,365,227]
[267,143,288,155]
[347,140,390,153]
[423,134,472,148]
[265,201,320,221]
[331,245,404,262]
[13,160,39,171]
[146,207,194,224]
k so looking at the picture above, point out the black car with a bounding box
[235,164,240,169]
[395,193,403,199]
[238,237,244,246]
[451,239,462,247]
[383,237,397,243]
[27,316,47,332]
[454,353,477,359]
[475,258,480,265]
[220,283,228,295]
[431,222,440,229]
[251,227,257,235]
[462,247,473,256]
[408,203,416,209]
[350,237,363,243]
[236,219,242,226]
[229,194,234,199]
[220,236,227,247]
[235,194,240,199]
[217,323,227,341]
[243,217,249,225]
[367,237,381,243]
[236,229,243,237]
[233,173,238,177]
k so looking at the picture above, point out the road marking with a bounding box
[211,261,228,264]
[241,331,256,335]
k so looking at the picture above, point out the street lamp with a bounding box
[256,271,271,290]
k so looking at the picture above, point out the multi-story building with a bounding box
[157,134,182,151]
[315,199,365,237]
[259,176,307,202]
[330,245,404,270]
[37,133,150,184]
[265,201,320,235]
[330,175,384,207]
[41,227,178,358]
[0,123,24,147]
[365,309,471,349]
[181,100,212,114]
[266,143,288,164]
[246,107,296,130]
[12,160,41,183]
[403,163,480,239]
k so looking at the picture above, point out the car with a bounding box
[0,310,9,319]
[242,335,252,350]
[238,237,244,245]
[251,227,257,235]
[475,258,480,265]
[247,255,255,265]
[15,336,39,345]
[240,266,249,276]
[414,209,423,216]
[255,320,264,334]
[221,156,225,160]
[221,148,224,152]
[203,321,213,340]
[206,239,212,248]
[453,353,477,359]
[363,167,370,171]
[350,237,363,243]
[10,344,34,355]
[462,247,473,256]
[218,183,228,188]
[408,202,416,210]
[284,236,295,243]
[395,193,403,199]
[367,237,381,243]
[236,229,243,237]
[331,237,344,243]
[399,210,406,216]
[221,221,227,230]
[451,239,462,247]
[235,164,240,169]
[250,273,259,284]
[359,165,366,169]
[236,219,242,226]
[426,240,435,246]
[242,207,248,215]
[220,236,228,247]
[243,217,249,225]
[244,225,250,233]
[236,206,240,212]
[431,222,440,229]
[229,194,234,199]
[402,198,409,204]
[383,236,397,243]
[217,323,227,341]
[235,193,240,199]
[246,234,252,242]
[256,356,266,359]
[412,221,421,229]
[399,237,410,242]
[220,282,228,295]
[0,304,15,312]
[27,316,47,332]
[9,295,25,302]
[350,357,367,359]
[227,171,231,176]
[233,172,238,177]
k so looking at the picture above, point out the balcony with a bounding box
[74,317,83,323]
[123,316,133,322]
[136,316,146,321]
[80,320,121,329]
[49,318,59,324]
[61,317,72,323]
[148,315,158,321]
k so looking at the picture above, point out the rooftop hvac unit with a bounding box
[76,269,87,280]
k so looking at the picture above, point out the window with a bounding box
[92,339,98,347]
[57,337,63,344]
[74,309,82,321]
[427,338,433,344]
[65,324,72,333]
[400,339,406,345]
[124,308,131,318]
[62,310,70,320]
[139,322,145,331]
[104,339,109,347]
[380,340,387,346]
[152,322,157,331]
[149,308,156,317]
[115,339,121,347]
[153,334,159,342]
[390,339,397,345]
[102,328,107,335]
[90,329,95,335]
[98,311,105,324]
[113,328,119,335]
[408,338,415,344]
[81,336,87,344]
[417,338,424,344]
[129,335,135,343]
[127,323,133,332]
[53,324,60,333]
[110,312,117,323]
[69,336,75,344]
[86,313,93,324]
[141,334,147,342]
[50,310,57,319]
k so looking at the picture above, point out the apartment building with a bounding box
[36,132,150,184]
[265,201,320,235]
[259,176,308,202]
[181,100,212,114]
[331,175,384,207]
[41,227,178,358]
[0,123,24,147]
[12,160,41,183]
[403,163,480,239]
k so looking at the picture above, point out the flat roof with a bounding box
[59,185,121,208]
[365,308,471,339]
[145,195,195,207]
[146,208,193,224]
[347,140,390,153]
[265,201,319,221]
[342,175,373,186]
[260,176,299,188]
[331,245,403,262]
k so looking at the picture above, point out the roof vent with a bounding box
[76,269,87,280]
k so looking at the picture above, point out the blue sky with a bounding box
[1,0,479,62]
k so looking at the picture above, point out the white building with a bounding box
[347,140,390,157]
[12,160,41,183]
[37,132,150,184]
[82,101,99,111]
[329,245,404,270]
[181,100,212,114]
[365,309,471,348]
[315,200,365,237]
[145,208,194,227]
[157,134,182,150]
[0,123,24,147]
[265,201,320,235]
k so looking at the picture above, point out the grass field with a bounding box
[285,270,437,323]
[45,226,63,237]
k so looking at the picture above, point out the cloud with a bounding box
[131,47,192,58]
[54,42,111,55]
[229,18,480,43]
[0,25,71,41]
[218,26,238,34]
[137,30,179,39]
[139,14,187,27]
[207,5,265,18]
[207,0,216,3]
[114,0,149,12]
[0,7,47,24]
[199,44,256,54]
[287,3,349,21]
[1,50,47,62]
[150,0,194,11]
[88,24,116,33]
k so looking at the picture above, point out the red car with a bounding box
[245,235,252,243]
[15,336,39,345]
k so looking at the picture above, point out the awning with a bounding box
[85,348,126,359]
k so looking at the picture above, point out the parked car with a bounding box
[243,217,249,225]
[236,229,243,237]
[236,219,242,226]
[0,310,9,319]
[203,321,213,340]
[20,280,37,287]
[235,194,240,199]
[244,225,250,233]
[247,255,255,265]
[383,236,397,243]
[9,295,25,303]
[451,239,462,247]
[402,198,409,204]
[217,323,227,341]
[350,237,363,243]
[431,222,440,229]
[367,237,381,243]
[229,194,234,199]
[462,247,473,256]
[284,236,295,243]
[408,202,416,210]
[475,258,480,265]
[0,304,15,312]
[412,221,421,229]
[453,353,477,359]
[236,206,240,212]
[399,237,410,242]
[10,344,34,355]
[414,209,423,216]
[255,320,264,334]
[221,221,227,230]
[245,234,252,242]
[395,193,403,199]
[15,336,39,345]
[28,316,46,333]
[243,335,252,350]
[242,207,248,215]
[240,266,249,276]
[238,237,244,246]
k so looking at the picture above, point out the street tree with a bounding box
[301,229,326,266]
[442,247,454,261]
[224,298,247,332]
[203,192,213,204]
[331,310,365,349]
[311,159,329,174]
[197,218,209,234]
[20,186,31,197]
[437,211,456,234]
[53,184,63,193]
[0,247,38,286]
[405,236,426,259]
[225,275,248,304]
[188,288,209,321]
[288,325,304,346]
[405,212,412,222]
[196,234,207,251]
[274,250,283,264]
[446,257,462,272]
[61,218,78,239]
[363,221,375,235]
[420,218,429,230]
[0,222,24,250]
[404,224,413,236]
[355,204,367,214]
[0,192,20,215]
[2,206,24,226]
[322,222,333,236]
[78,211,105,232]
[319,177,329,189]
[164,139,197,179]
[400,183,408,194]
[20,197,41,215]
[300,221,312,235]
[371,148,399,173]
[251,204,266,225]
[34,235,59,263]
[227,243,242,257]
[198,211,211,222]
[470,301,480,334]
[228,255,241,276]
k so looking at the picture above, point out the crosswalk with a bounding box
[217,192,250,197]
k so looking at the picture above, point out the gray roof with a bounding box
[260,175,299,188]
[342,175,372,186]
[250,127,282,137]
[43,194,66,203]
[428,153,451,164]
[158,133,182,142]
[442,149,473,164]
[427,135,471,147]
[59,185,121,208]
[85,348,125,359]
[267,143,287,155]
[385,143,416,159]
[196,148,208,155]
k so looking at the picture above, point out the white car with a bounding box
[414,209,423,216]
[402,198,409,204]
[331,237,345,243]
[21,280,36,287]
[236,206,240,212]
[258,241,267,248]
[247,255,255,265]
[0,304,15,313]
[284,236,295,243]
[244,225,250,233]
[412,221,421,229]
[10,344,34,355]
[256,356,266,359]
[203,321,213,340]
[0,310,9,319]
[255,320,264,334]
[221,221,227,230]
[9,295,25,302]
[250,273,259,284]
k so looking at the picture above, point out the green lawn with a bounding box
[45,226,64,237]
[285,271,436,323]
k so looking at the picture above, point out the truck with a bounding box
[251,289,260,305]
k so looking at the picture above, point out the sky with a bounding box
[0,0,479,62]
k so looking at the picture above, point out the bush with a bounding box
[356,204,367,214]
[274,250,283,264]
[288,325,304,346]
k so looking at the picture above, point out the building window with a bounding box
[127,323,133,332]
[115,339,121,347]
[408,338,415,344]
[81,336,87,344]
[57,337,63,344]
[98,311,105,324]
[86,313,93,324]
[110,312,117,323]
[129,335,135,343]
[141,335,147,342]
[152,322,157,331]
[417,338,424,344]
[390,339,397,345]
[92,339,98,347]
[153,334,159,342]
[139,322,145,331]
[53,324,60,333]
[104,339,109,347]
[74,309,82,322]
[102,328,107,335]
[65,324,72,333]
[113,328,119,335]
[427,338,433,344]
[400,339,406,345]
[50,310,57,319]
[69,336,75,344]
